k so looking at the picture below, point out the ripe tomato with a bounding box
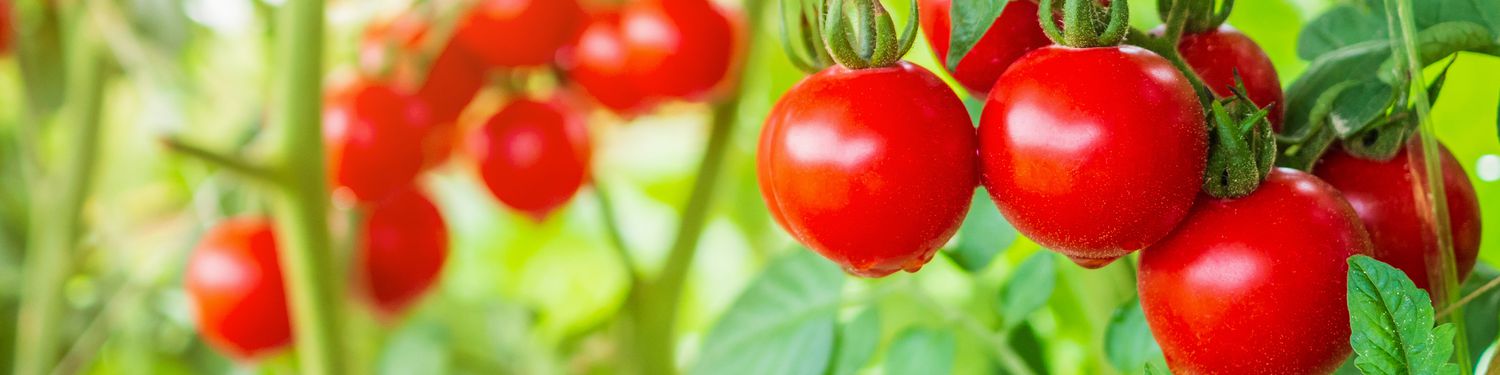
[359,187,449,316]
[0,1,10,55]
[456,0,584,68]
[978,45,1206,268]
[360,13,485,125]
[758,62,976,278]
[620,0,739,101]
[918,0,1050,95]
[1166,25,1284,129]
[1314,144,1482,292]
[473,96,591,220]
[570,12,658,115]
[1139,168,1372,374]
[325,82,433,203]
[185,217,292,360]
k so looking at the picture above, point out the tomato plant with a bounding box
[473,96,592,220]
[1167,25,1285,128]
[570,12,658,115]
[324,82,433,203]
[360,12,484,125]
[358,187,449,316]
[185,218,293,360]
[455,0,584,68]
[1139,168,1372,374]
[1315,144,1483,292]
[919,0,1050,95]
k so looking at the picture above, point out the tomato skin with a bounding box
[0,1,11,55]
[360,13,484,125]
[570,12,658,115]
[919,0,1050,95]
[758,62,976,277]
[185,218,293,360]
[473,97,591,220]
[325,82,433,203]
[621,0,739,101]
[360,187,449,316]
[456,0,584,68]
[1168,25,1284,129]
[1314,144,1482,292]
[978,45,1206,268]
[1140,168,1372,375]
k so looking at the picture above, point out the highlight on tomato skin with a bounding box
[358,186,449,318]
[918,0,1051,95]
[472,96,592,221]
[569,11,661,116]
[454,0,585,68]
[185,217,294,361]
[619,0,741,102]
[324,81,434,204]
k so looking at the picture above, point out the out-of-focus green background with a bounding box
[0,0,1497,374]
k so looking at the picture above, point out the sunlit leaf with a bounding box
[828,308,881,375]
[996,251,1055,329]
[884,327,957,375]
[1104,298,1164,374]
[1346,255,1460,375]
[947,0,1012,71]
[690,250,845,375]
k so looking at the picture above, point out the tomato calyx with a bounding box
[1203,81,1277,198]
[1155,0,1231,35]
[1038,0,1129,48]
[780,0,919,71]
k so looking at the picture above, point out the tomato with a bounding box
[359,187,448,316]
[473,96,591,220]
[1164,25,1284,129]
[0,1,10,55]
[185,217,292,360]
[1139,168,1372,374]
[978,45,1206,268]
[758,62,975,278]
[1314,143,1483,292]
[325,82,433,203]
[570,12,658,115]
[620,0,739,101]
[360,13,485,125]
[456,0,584,68]
[919,0,1050,95]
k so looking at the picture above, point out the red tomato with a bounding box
[978,45,1206,268]
[1315,144,1483,292]
[0,1,10,55]
[185,218,292,360]
[360,13,485,125]
[359,187,449,316]
[325,82,433,203]
[620,0,739,101]
[1139,168,1372,374]
[758,62,976,278]
[456,0,584,68]
[1166,25,1284,129]
[570,12,658,115]
[919,0,1050,95]
[473,97,591,220]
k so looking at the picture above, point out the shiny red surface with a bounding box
[456,0,584,67]
[1315,144,1483,292]
[979,45,1206,268]
[758,62,975,277]
[359,13,484,125]
[0,1,10,55]
[621,0,739,101]
[1173,25,1285,129]
[325,82,432,203]
[571,12,658,115]
[185,218,292,360]
[919,0,1051,95]
[474,97,591,220]
[1140,168,1371,375]
[361,187,449,317]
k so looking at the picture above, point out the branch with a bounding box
[160,137,281,184]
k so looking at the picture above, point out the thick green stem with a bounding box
[266,0,348,373]
[161,137,281,184]
[11,2,108,374]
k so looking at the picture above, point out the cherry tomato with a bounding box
[325,82,433,203]
[979,45,1206,268]
[570,12,658,115]
[0,1,11,55]
[473,96,591,220]
[1139,168,1372,374]
[359,187,449,316]
[919,0,1050,95]
[1165,25,1284,129]
[456,0,584,68]
[620,0,739,101]
[1315,143,1483,292]
[758,62,976,278]
[360,12,485,125]
[185,217,292,360]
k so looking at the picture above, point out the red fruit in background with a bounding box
[919,0,1050,95]
[473,97,591,220]
[325,82,433,203]
[0,0,11,55]
[1140,168,1372,374]
[571,12,658,115]
[360,12,485,125]
[620,0,739,101]
[185,218,292,360]
[456,0,584,67]
[360,187,449,316]
[1164,25,1284,129]
[1315,144,1483,292]
[979,45,1206,268]
[758,62,975,278]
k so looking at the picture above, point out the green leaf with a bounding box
[1346,255,1461,375]
[1104,298,1164,374]
[1328,80,1397,138]
[1008,323,1050,374]
[1377,22,1497,83]
[996,251,1056,329]
[947,188,1017,272]
[884,327,956,375]
[828,308,881,375]
[1414,0,1500,35]
[1461,265,1500,368]
[1298,5,1387,60]
[946,0,1011,71]
[1145,362,1172,375]
[691,250,846,375]
[1284,40,1392,137]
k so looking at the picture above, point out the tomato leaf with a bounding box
[1346,255,1461,375]
[827,308,881,375]
[1145,362,1172,375]
[884,327,956,375]
[1459,265,1500,369]
[1009,323,1051,374]
[1377,22,1497,84]
[996,251,1056,329]
[1104,298,1165,374]
[946,0,1011,71]
[947,188,1017,272]
[1284,40,1391,137]
[690,250,845,375]
[1328,80,1397,138]
[1297,5,1387,61]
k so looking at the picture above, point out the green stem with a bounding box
[266,0,348,373]
[905,280,1037,375]
[12,2,108,374]
[592,181,640,281]
[161,137,281,184]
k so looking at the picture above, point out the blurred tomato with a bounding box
[570,11,658,115]
[456,0,585,68]
[473,96,591,220]
[360,187,449,317]
[186,218,292,360]
[325,82,432,203]
[620,0,739,100]
[360,12,485,125]
[919,0,1050,95]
